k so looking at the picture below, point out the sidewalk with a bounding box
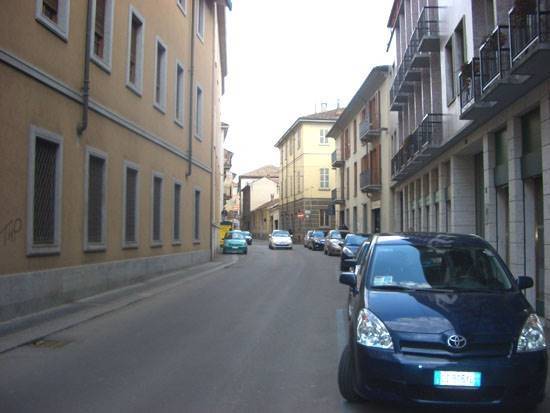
[0,254,238,354]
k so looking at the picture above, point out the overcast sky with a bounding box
[221,0,394,176]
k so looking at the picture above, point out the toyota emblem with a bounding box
[447,335,467,350]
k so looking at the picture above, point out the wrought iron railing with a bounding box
[331,188,344,202]
[359,112,381,139]
[391,113,443,177]
[360,169,381,189]
[480,25,511,92]
[509,0,550,64]
[459,58,481,112]
[331,149,343,165]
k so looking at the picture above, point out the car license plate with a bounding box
[434,371,481,388]
[232,246,239,249]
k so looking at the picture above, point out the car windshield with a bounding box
[344,235,367,246]
[312,231,326,238]
[242,231,251,236]
[273,231,290,237]
[330,232,342,239]
[225,232,244,240]
[368,244,513,292]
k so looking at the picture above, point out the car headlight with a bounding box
[342,247,354,256]
[517,313,547,353]
[356,308,394,350]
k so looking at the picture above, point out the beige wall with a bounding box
[0,0,226,276]
[249,178,278,211]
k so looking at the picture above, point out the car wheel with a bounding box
[338,345,363,403]
[244,249,248,255]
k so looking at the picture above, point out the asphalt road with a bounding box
[0,242,548,413]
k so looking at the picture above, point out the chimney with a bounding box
[321,102,327,112]
[337,99,340,109]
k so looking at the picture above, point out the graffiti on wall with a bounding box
[0,218,22,246]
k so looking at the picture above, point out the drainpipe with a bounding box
[77,0,94,136]
[186,0,197,178]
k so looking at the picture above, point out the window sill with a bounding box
[318,188,330,191]
[194,133,203,141]
[84,244,107,253]
[447,95,457,107]
[174,118,184,128]
[126,82,143,97]
[197,32,205,44]
[91,54,112,74]
[27,245,61,257]
[193,240,201,245]
[177,2,187,16]
[36,15,68,42]
[172,240,182,246]
[122,242,139,250]
[319,143,329,146]
[151,242,163,248]
[154,102,167,115]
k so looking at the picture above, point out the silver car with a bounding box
[268,230,293,250]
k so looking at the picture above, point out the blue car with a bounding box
[338,233,547,409]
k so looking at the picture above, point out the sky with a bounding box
[221,0,395,176]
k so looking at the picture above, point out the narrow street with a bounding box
[1,242,549,413]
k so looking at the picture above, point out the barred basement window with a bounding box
[152,174,163,244]
[194,189,201,241]
[124,163,139,246]
[85,149,107,249]
[173,182,182,243]
[28,126,63,255]
[33,139,58,244]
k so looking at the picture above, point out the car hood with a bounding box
[367,290,530,335]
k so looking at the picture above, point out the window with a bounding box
[127,6,145,95]
[320,129,328,145]
[297,130,301,149]
[320,168,329,189]
[445,38,455,102]
[194,189,201,241]
[91,0,114,71]
[177,0,187,15]
[173,181,182,243]
[123,162,139,247]
[320,210,330,227]
[27,126,63,255]
[346,167,350,199]
[151,173,163,245]
[353,162,357,197]
[36,0,70,40]
[154,37,168,112]
[175,61,184,126]
[195,85,203,139]
[197,0,205,40]
[85,148,107,250]
[353,119,357,153]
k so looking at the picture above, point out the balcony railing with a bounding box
[391,113,443,180]
[480,25,511,93]
[359,113,381,141]
[509,0,550,65]
[459,58,482,115]
[331,149,344,167]
[360,170,381,193]
[331,188,345,204]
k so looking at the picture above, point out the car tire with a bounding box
[338,345,363,403]
[244,249,248,255]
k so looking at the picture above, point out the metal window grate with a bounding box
[87,156,105,244]
[153,177,162,242]
[125,168,138,243]
[174,183,181,241]
[194,190,200,240]
[33,138,58,245]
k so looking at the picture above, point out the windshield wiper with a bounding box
[372,285,419,292]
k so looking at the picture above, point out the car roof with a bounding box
[372,232,488,248]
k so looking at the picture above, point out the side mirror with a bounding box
[338,241,344,247]
[517,276,534,290]
[339,272,357,288]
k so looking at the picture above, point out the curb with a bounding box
[0,255,238,354]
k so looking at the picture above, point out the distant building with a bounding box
[274,109,342,241]
[250,198,279,239]
[327,66,395,234]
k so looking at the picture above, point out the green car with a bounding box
[222,231,248,255]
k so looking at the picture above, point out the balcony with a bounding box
[391,114,443,181]
[509,0,550,78]
[331,188,345,205]
[459,58,493,120]
[360,170,381,193]
[331,149,344,168]
[359,114,381,142]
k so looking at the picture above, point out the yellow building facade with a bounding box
[275,109,342,241]
[0,0,230,321]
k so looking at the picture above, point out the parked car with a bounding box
[222,230,248,255]
[242,231,253,245]
[344,239,372,320]
[338,233,547,409]
[340,233,369,271]
[308,230,328,250]
[268,230,293,250]
[324,229,349,256]
[304,230,313,248]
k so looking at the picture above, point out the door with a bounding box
[372,208,381,233]
[534,177,544,316]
